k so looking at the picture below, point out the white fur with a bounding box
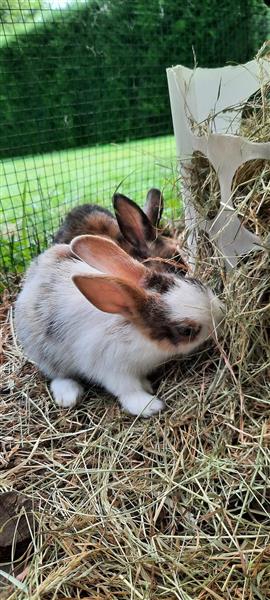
[15,244,223,417]
[120,392,164,417]
[50,378,84,408]
[165,278,224,346]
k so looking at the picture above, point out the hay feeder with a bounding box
[167,57,270,269]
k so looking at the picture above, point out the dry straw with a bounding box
[1,60,270,599]
[189,63,270,393]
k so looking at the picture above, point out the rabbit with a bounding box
[15,234,224,418]
[53,188,184,265]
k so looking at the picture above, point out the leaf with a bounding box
[0,569,28,592]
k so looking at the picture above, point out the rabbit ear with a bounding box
[73,274,147,318]
[71,234,146,285]
[113,193,155,258]
[144,188,164,227]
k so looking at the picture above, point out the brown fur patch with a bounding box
[83,213,119,239]
[130,293,202,349]
[54,205,117,244]
[142,257,189,276]
[151,235,181,260]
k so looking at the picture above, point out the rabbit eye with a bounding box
[175,324,201,339]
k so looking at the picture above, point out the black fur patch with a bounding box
[143,270,175,294]
[45,318,60,339]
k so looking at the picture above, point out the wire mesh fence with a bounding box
[0,0,269,283]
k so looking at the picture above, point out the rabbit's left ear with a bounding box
[72,274,147,319]
[71,234,146,285]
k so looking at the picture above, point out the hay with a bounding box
[233,87,270,237]
[187,71,270,395]
[189,152,270,237]
[232,160,270,237]
[1,284,270,599]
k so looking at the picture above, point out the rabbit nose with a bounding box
[207,291,225,326]
[213,300,225,327]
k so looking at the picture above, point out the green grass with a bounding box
[0,135,181,274]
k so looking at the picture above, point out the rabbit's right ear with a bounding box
[73,274,147,319]
[144,188,164,227]
[71,234,146,285]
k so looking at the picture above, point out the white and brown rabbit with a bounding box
[54,189,183,264]
[15,235,224,417]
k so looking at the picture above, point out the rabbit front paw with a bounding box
[50,378,84,408]
[120,392,164,418]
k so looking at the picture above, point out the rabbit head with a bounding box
[71,234,223,356]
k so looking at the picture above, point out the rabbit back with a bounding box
[54,204,119,244]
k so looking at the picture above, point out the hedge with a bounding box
[0,0,268,157]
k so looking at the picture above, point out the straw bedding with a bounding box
[1,69,270,599]
[1,285,270,599]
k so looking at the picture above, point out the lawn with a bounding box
[0,135,181,274]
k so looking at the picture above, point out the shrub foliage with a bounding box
[0,0,268,157]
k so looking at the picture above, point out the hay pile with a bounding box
[189,76,270,391]
[1,283,270,600]
[1,62,270,599]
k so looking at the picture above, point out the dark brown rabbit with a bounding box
[54,189,184,267]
